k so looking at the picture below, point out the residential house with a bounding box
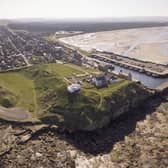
[94,75,108,88]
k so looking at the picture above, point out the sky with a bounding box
[0,0,168,19]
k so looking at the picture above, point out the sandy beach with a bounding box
[60,27,168,65]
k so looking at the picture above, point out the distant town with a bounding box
[0,26,66,71]
[0,24,168,91]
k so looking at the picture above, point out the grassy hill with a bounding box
[0,63,152,130]
[0,63,96,115]
[0,63,99,113]
[0,73,35,111]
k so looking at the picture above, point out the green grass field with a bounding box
[0,72,37,113]
[0,63,129,122]
[44,63,98,77]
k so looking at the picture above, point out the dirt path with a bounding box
[0,107,30,121]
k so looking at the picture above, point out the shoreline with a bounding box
[59,26,168,65]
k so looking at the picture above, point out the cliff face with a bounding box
[106,83,152,119]
[51,82,154,131]
[87,83,153,131]
[74,95,168,168]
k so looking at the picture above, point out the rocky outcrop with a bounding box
[54,82,154,131]
[74,97,168,168]
[0,94,167,168]
[88,83,153,131]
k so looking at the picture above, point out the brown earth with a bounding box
[0,107,30,121]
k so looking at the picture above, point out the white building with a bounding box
[67,84,81,94]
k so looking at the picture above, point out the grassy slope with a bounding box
[0,63,99,115]
[85,80,129,109]
[0,73,36,112]
[44,63,97,76]
[0,63,130,128]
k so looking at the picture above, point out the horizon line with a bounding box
[1,16,168,20]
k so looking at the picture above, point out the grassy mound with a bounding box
[0,86,17,108]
